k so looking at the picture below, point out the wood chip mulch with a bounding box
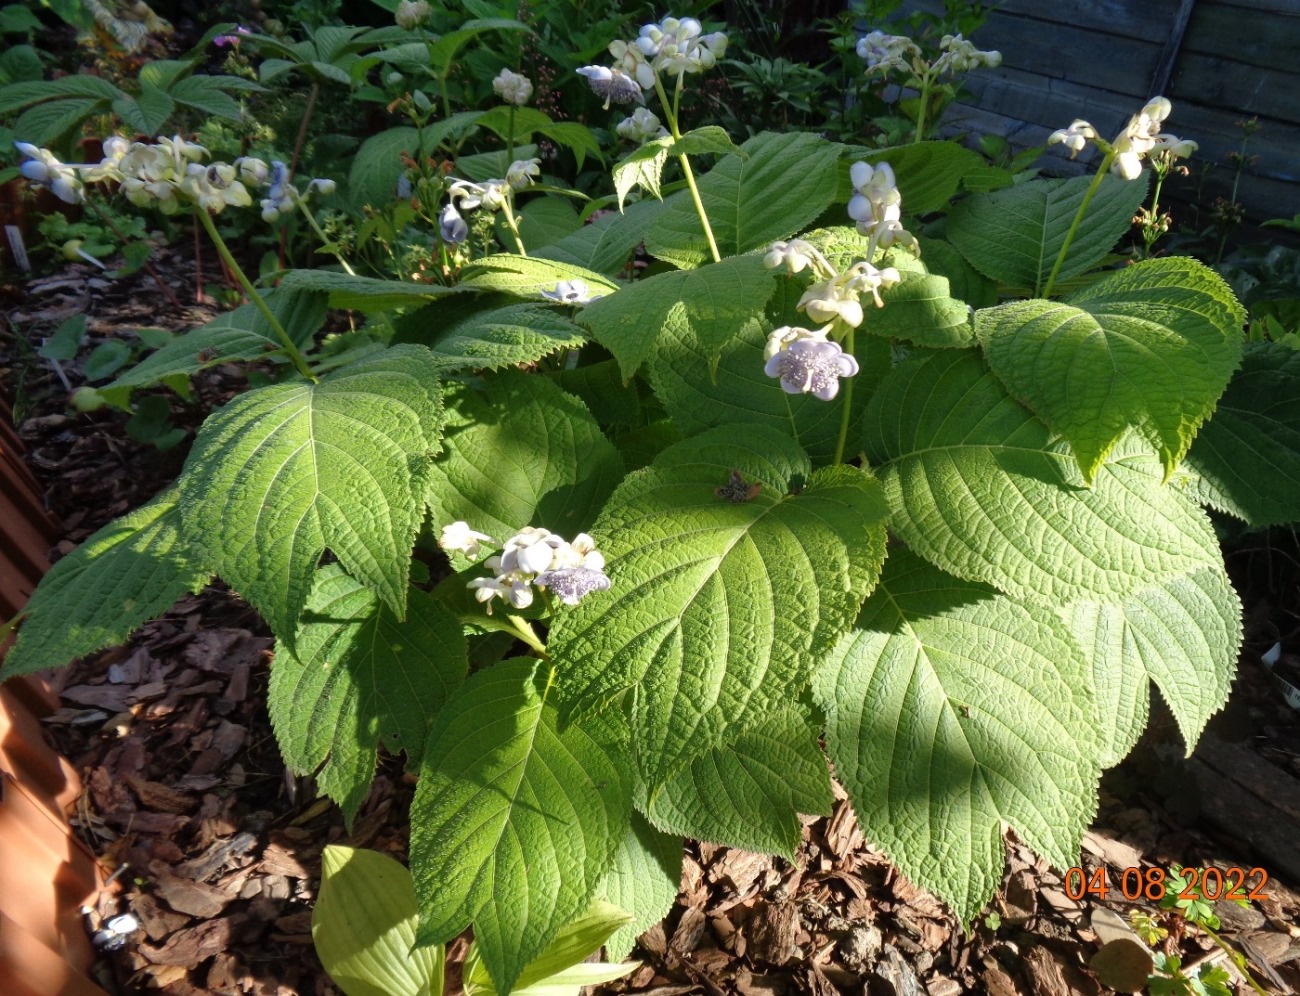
[5,254,1300,995]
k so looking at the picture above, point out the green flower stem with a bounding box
[506,103,516,166]
[294,196,357,276]
[833,325,857,465]
[654,74,722,264]
[912,71,933,144]
[1199,923,1268,996]
[195,207,318,383]
[1040,150,1115,299]
[507,613,549,657]
[500,196,527,256]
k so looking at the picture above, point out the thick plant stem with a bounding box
[1040,152,1114,298]
[913,71,933,144]
[83,193,183,311]
[833,326,857,465]
[289,82,320,181]
[195,208,317,383]
[507,614,548,657]
[654,74,722,264]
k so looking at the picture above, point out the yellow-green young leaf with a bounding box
[579,253,776,378]
[1184,342,1300,526]
[425,303,588,373]
[411,659,632,995]
[864,350,1222,605]
[464,900,637,996]
[548,426,889,791]
[977,258,1244,482]
[178,345,443,646]
[1063,567,1241,767]
[645,131,842,269]
[814,549,1103,925]
[459,255,618,298]
[269,565,467,824]
[646,703,832,858]
[613,137,671,210]
[313,845,444,996]
[1,491,208,679]
[598,814,682,962]
[427,372,622,539]
[946,173,1149,293]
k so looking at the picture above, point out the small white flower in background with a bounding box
[506,157,541,190]
[395,0,430,30]
[843,260,902,308]
[609,39,657,91]
[235,156,270,186]
[118,142,183,212]
[448,177,507,212]
[933,33,1001,74]
[540,279,604,304]
[577,65,644,108]
[856,30,920,74]
[848,160,918,256]
[82,136,130,183]
[763,238,834,278]
[308,177,336,196]
[492,68,534,106]
[157,134,207,174]
[1047,119,1097,158]
[764,336,860,401]
[460,524,610,614]
[616,107,668,143]
[15,143,84,204]
[439,521,494,559]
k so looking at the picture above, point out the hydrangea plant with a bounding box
[7,16,1296,995]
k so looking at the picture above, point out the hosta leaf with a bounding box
[278,269,468,311]
[460,255,619,298]
[1184,342,1300,526]
[427,372,621,539]
[178,346,443,645]
[105,290,327,392]
[977,258,1244,481]
[650,283,893,464]
[1,491,207,679]
[814,549,1102,923]
[598,813,682,962]
[613,137,670,210]
[549,426,889,790]
[269,565,467,824]
[1064,567,1241,767]
[579,253,775,378]
[946,174,1149,293]
[645,131,842,269]
[864,350,1222,604]
[427,303,587,372]
[646,703,831,858]
[411,659,631,993]
[314,846,445,996]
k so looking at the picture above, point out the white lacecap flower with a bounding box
[466,526,609,613]
[395,0,430,29]
[449,177,507,212]
[439,520,495,559]
[540,279,604,304]
[608,39,657,91]
[577,65,644,108]
[856,30,920,74]
[764,324,829,361]
[492,68,534,106]
[616,107,668,143]
[534,567,612,605]
[506,157,541,190]
[635,16,727,75]
[764,337,859,401]
[1048,119,1097,158]
[763,238,834,278]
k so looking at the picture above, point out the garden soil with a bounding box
[4,254,1300,996]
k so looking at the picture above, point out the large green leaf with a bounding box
[105,290,327,392]
[278,268,469,312]
[534,198,659,274]
[425,303,587,372]
[269,565,467,824]
[549,427,889,789]
[1,491,207,679]
[646,704,832,858]
[867,249,975,348]
[15,96,110,146]
[428,372,621,540]
[1184,342,1300,526]
[840,141,987,215]
[598,814,681,962]
[946,174,1149,294]
[112,85,175,135]
[814,549,1102,923]
[411,659,631,994]
[460,255,619,298]
[645,131,843,269]
[349,126,418,208]
[977,258,1244,481]
[314,846,445,996]
[578,253,775,378]
[1064,567,1241,767]
[864,350,1222,604]
[178,346,443,644]
[0,74,122,115]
